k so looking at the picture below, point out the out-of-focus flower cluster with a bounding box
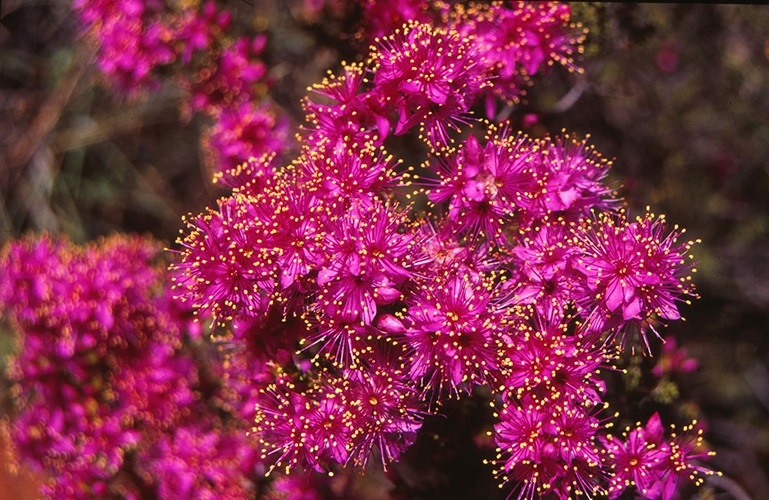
[72,0,290,178]
[0,235,256,498]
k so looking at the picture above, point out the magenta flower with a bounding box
[601,414,671,498]
[300,311,379,368]
[172,194,279,322]
[322,201,414,280]
[499,311,608,405]
[317,268,388,325]
[602,413,716,500]
[72,0,283,178]
[254,373,350,475]
[175,156,412,327]
[651,421,716,500]
[505,217,580,320]
[299,143,402,205]
[494,396,548,476]
[455,2,587,116]
[425,130,535,242]
[573,210,699,350]
[269,184,325,291]
[204,101,291,182]
[425,130,618,241]
[73,0,175,95]
[113,340,200,429]
[303,62,387,150]
[493,395,604,499]
[254,351,424,475]
[184,35,268,114]
[87,3,715,497]
[510,217,575,281]
[341,353,425,470]
[521,134,619,223]
[402,268,502,396]
[0,235,160,336]
[306,391,355,466]
[315,200,415,325]
[370,21,488,150]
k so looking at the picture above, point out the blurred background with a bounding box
[1,2,768,498]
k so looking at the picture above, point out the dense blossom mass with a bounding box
[0,235,257,497]
[0,1,717,499]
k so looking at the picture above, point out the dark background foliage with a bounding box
[1,2,767,498]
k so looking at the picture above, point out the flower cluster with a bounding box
[303,1,585,153]
[0,235,256,498]
[370,20,488,150]
[73,0,175,94]
[359,1,587,117]
[452,2,587,114]
[601,413,714,499]
[4,1,717,499]
[423,129,618,242]
[573,210,698,349]
[254,353,423,475]
[71,0,291,180]
[169,3,715,498]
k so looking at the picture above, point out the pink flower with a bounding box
[602,414,716,499]
[73,0,174,95]
[370,21,488,150]
[315,201,416,325]
[303,62,390,151]
[299,142,401,205]
[184,36,268,114]
[499,311,608,406]
[358,0,432,43]
[455,2,587,116]
[493,395,605,499]
[506,217,580,320]
[523,134,619,222]
[402,268,503,396]
[172,195,278,322]
[425,130,535,242]
[204,102,291,184]
[652,337,700,378]
[573,210,699,350]
[175,1,232,64]
[254,355,424,474]
[341,353,425,469]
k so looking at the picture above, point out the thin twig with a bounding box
[6,52,89,170]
